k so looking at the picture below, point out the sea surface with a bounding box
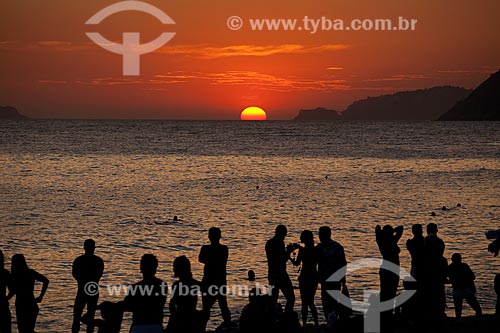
[0,120,499,332]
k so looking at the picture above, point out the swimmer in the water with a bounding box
[248,270,255,282]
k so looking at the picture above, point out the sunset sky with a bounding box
[0,0,499,120]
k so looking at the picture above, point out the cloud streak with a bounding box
[0,40,93,52]
[40,70,351,92]
[157,44,349,58]
[1,40,349,58]
[363,74,431,82]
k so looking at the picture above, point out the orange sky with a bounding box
[0,0,499,119]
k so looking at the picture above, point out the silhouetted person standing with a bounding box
[375,225,403,302]
[447,253,482,318]
[72,239,104,333]
[265,225,295,313]
[316,226,347,322]
[405,224,425,321]
[123,254,166,332]
[168,256,201,333]
[406,224,425,280]
[422,223,447,327]
[10,254,49,333]
[290,230,319,327]
[375,225,403,331]
[199,227,231,331]
[1,250,13,333]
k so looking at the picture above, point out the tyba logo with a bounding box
[86,1,176,75]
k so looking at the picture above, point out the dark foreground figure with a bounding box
[167,256,202,333]
[447,253,482,318]
[265,225,296,313]
[421,223,448,328]
[0,250,13,333]
[199,227,231,331]
[124,254,166,333]
[239,288,301,333]
[72,239,104,333]
[316,226,348,324]
[10,254,49,333]
[375,224,404,331]
[290,230,319,327]
[81,301,124,333]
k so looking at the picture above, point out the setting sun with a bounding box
[240,106,267,121]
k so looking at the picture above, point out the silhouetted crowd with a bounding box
[0,222,499,333]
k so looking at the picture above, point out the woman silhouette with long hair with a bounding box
[11,254,49,333]
[291,230,319,326]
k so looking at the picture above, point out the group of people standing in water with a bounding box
[0,222,494,333]
[263,222,484,331]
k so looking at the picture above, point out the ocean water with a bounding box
[0,120,499,332]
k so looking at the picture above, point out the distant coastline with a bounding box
[294,86,471,121]
[294,70,500,121]
[0,106,27,120]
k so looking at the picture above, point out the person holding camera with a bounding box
[290,230,319,327]
[265,225,296,313]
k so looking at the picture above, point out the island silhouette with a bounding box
[0,106,27,120]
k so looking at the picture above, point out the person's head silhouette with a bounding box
[383,225,393,234]
[140,254,158,279]
[173,255,192,279]
[208,227,222,245]
[0,250,4,269]
[300,230,314,247]
[11,254,29,276]
[451,253,462,264]
[411,224,423,236]
[319,226,332,243]
[84,239,96,255]
[427,223,438,235]
[275,225,287,241]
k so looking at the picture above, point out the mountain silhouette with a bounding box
[293,87,471,121]
[439,70,500,121]
[0,106,27,120]
[342,86,471,121]
[294,107,341,121]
